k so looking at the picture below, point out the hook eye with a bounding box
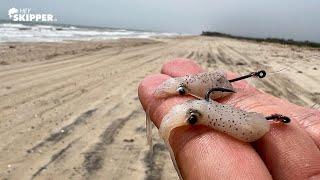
[177,85,186,95]
[256,70,266,78]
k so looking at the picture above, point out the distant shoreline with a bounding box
[202,31,320,48]
[0,20,178,42]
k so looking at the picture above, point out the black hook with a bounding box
[265,114,291,123]
[228,70,266,83]
[205,87,235,101]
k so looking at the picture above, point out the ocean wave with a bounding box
[0,23,29,28]
[0,23,178,42]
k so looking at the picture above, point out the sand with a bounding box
[0,36,319,180]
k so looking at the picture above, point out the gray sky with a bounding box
[1,0,320,42]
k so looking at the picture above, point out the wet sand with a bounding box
[0,36,319,179]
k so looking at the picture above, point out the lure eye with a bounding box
[187,114,198,125]
[186,109,201,125]
[177,86,186,95]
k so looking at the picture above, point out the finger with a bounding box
[281,103,320,148]
[255,119,320,179]
[138,74,272,179]
[228,92,320,179]
[161,58,204,77]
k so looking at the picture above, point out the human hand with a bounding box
[138,58,320,180]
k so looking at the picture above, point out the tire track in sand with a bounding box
[83,110,139,176]
[28,108,98,153]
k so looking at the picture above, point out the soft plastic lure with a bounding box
[147,70,266,153]
[154,70,266,100]
[159,88,290,179]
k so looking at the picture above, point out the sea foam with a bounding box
[0,22,178,42]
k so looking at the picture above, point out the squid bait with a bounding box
[147,70,266,153]
[159,87,290,179]
[154,70,266,100]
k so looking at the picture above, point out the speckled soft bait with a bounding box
[159,88,290,179]
[147,70,266,152]
[154,70,266,100]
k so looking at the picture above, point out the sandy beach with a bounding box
[0,36,319,179]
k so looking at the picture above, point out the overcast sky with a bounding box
[1,0,319,42]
